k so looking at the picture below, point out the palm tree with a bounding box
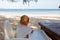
[8,0,17,2]
[23,0,27,4]
[23,0,38,5]
[11,0,14,2]
[1,0,5,1]
[34,0,38,2]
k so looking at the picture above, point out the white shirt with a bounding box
[16,25,32,38]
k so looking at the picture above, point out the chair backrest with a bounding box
[16,26,32,38]
[4,28,10,40]
[4,20,15,40]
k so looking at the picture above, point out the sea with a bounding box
[0,9,60,17]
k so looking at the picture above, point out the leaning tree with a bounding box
[23,0,38,5]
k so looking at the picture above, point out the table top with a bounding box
[39,22,60,37]
[29,30,51,40]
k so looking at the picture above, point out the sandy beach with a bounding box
[0,15,60,40]
[0,15,60,29]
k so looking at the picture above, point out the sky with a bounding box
[0,0,60,9]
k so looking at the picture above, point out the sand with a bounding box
[0,15,60,40]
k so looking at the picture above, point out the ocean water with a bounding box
[0,9,60,16]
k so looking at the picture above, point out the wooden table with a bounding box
[29,30,51,40]
[38,22,60,40]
